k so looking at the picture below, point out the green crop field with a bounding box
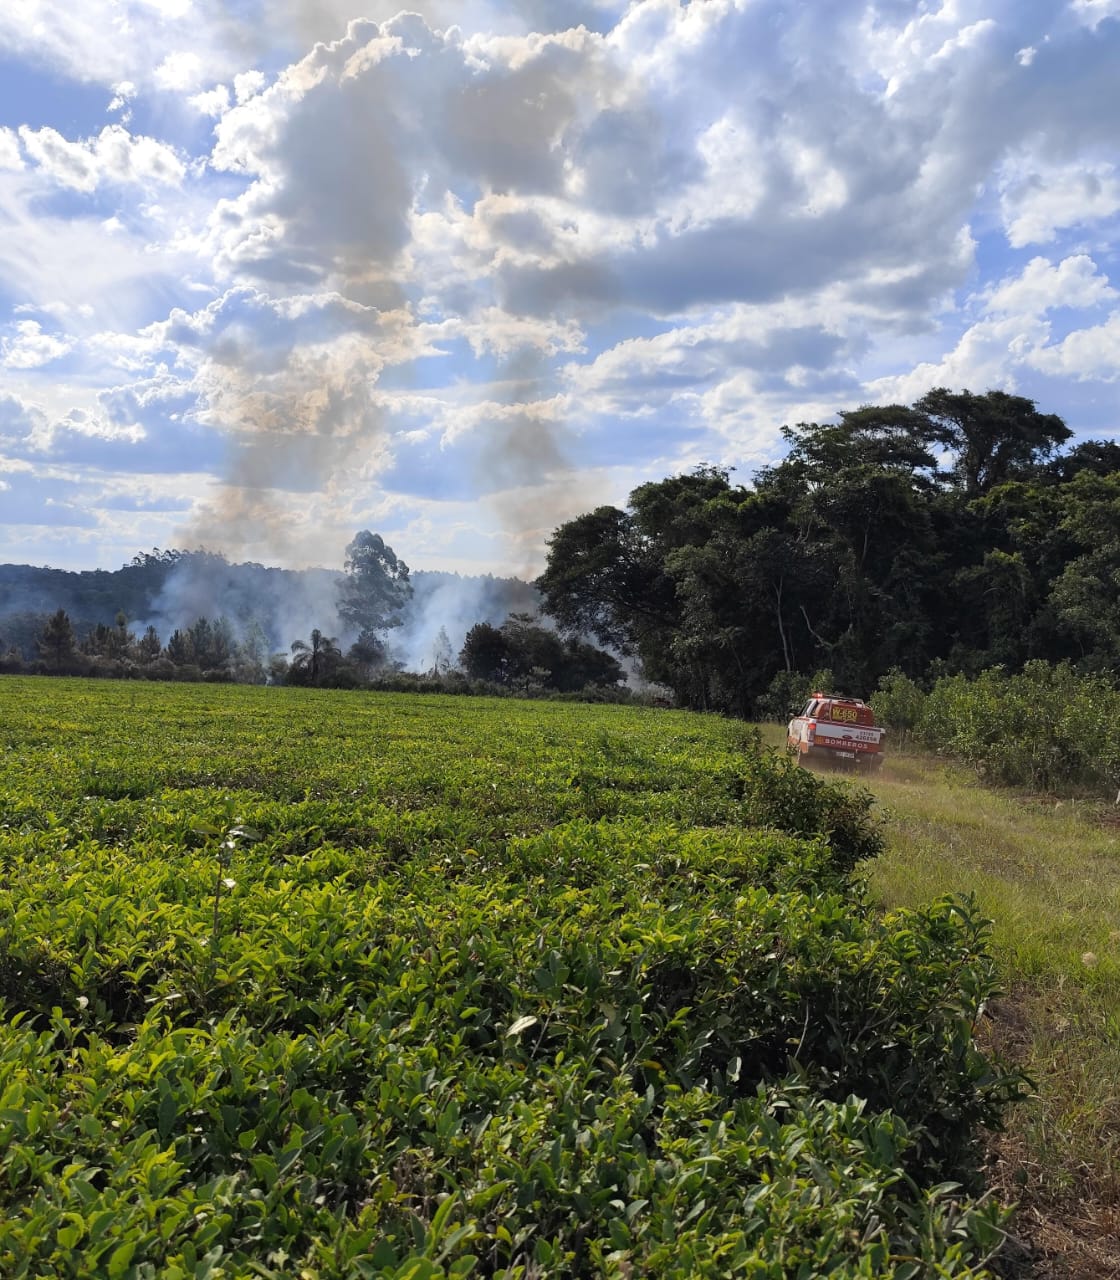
[0,678,1022,1279]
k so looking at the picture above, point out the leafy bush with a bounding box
[754,667,837,722]
[871,668,927,748]
[915,661,1120,791]
[0,679,1021,1277]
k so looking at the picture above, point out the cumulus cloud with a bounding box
[1071,0,1120,29]
[154,51,205,91]
[1,320,72,369]
[18,125,185,191]
[233,71,267,103]
[0,128,23,171]
[1031,311,1120,381]
[1000,156,1120,246]
[108,80,137,119]
[985,254,1117,316]
[189,84,232,117]
[867,254,1118,403]
[4,0,1120,572]
[0,392,47,446]
[0,1,250,91]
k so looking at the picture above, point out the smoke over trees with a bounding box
[1,528,626,698]
[0,535,533,675]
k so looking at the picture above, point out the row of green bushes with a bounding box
[872,661,1120,792]
[0,681,1021,1277]
[0,657,647,705]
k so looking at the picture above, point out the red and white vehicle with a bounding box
[787,692,884,772]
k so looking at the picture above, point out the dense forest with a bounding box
[536,387,1120,715]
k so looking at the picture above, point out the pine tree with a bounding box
[38,609,77,673]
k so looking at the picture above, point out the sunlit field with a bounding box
[0,677,1019,1279]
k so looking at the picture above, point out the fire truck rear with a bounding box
[787,692,885,772]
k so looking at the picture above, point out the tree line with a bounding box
[5,530,625,698]
[10,606,625,697]
[535,387,1120,715]
[10,386,1112,714]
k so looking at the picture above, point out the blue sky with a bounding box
[1,0,1119,575]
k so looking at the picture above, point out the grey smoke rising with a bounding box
[179,15,420,565]
[137,554,343,656]
[0,551,540,671]
[388,569,539,671]
[178,9,622,582]
[180,324,396,562]
[475,348,582,578]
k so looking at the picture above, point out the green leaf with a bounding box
[505,1015,538,1037]
[107,1240,138,1279]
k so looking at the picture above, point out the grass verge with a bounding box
[759,729,1120,1278]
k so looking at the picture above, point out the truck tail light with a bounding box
[806,720,816,745]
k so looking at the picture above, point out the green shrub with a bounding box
[916,661,1120,791]
[871,668,927,749]
[0,679,1021,1277]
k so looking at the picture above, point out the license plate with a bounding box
[834,751,856,759]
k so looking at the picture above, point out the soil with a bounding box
[980,994,1120,1280]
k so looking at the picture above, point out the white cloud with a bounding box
[1,320,73,369]
[866,312,1049,405]
[139,0,193,17]
[189,84,231,117]
[0,392,47,445]
[0,173,196,339]
[1071,0,1120,29]
[866,254,1119,403]
[18,125,185,192]
[233,70,267,103]
[1031,311,1120,381]
[0,128,23,171]
[1000,157,1120,247]
[14,301,95,321]
[155,51,205,91]
[985,254,1117,316]
[0,1,250,91]
[108,80,137,118]
[16,127,97,191]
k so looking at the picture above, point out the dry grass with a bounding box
[757,728,1120,1277]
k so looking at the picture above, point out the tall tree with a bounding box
[166,629,194,665]
[137,625,162,663]
[915,388,1071,496]
[535,505,674,652]
[781,405,939,482]
[38,609,77,673]
[1045,472,1120,666]
[290,628,342,685]
[459,622,510,683]
[337,532,412,641]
